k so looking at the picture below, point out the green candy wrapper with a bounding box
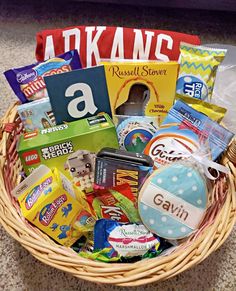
[85,184,140,223]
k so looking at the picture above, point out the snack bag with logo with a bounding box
[175,94,227,123]
[12,165,94,246]
[176,43,227,101]
[144,100,234,168]
[85,184,140,223]
[4,50,82,103]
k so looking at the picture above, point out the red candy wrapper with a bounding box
[85,184,140,223]
[36,26,201,67]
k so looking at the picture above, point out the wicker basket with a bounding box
[0,103,236,287]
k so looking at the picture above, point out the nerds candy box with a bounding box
[17,114,119,191]
[12,165,87,246]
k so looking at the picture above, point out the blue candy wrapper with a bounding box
[94,219,160,258]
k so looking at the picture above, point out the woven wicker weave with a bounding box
[0,103,235,286]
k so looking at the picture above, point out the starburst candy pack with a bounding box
[17,114,119,189]
[12,165,93,246]
[102,61,179,125]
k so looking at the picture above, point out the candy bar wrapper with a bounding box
[93,219,160,259]
[94,147,154,199]
[36,26,201,67]
[85,184,140,223]
[4,50,82,103]
[176,43,227,101]
[145,100,234,167]
[17,97,56,132]
[175,94,227,123]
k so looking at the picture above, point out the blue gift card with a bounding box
[44,65,112,124]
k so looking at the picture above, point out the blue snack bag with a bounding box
[4,50,82,103]
[145,100,234,166]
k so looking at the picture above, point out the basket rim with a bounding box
[0,104,236,286]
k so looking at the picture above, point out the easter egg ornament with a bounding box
[138,162,208,240]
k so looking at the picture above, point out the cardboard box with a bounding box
[17,97,56,132]
[12,165,84,246]
[102,61,179,125]
[18,114,119,185]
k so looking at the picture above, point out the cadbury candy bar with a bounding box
[176,43,227,101]
[4,50,82,103]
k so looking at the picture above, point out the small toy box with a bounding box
[17,114,119,186]
[17,97,56,132]
[12,165,84,246]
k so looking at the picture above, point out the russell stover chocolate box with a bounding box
[17,114,119,186]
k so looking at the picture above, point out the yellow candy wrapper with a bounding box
[12,165,95,246]
[176,43,227,101]
[175,94,227,122]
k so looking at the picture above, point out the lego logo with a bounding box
[26,155,38,161]
[22,150,40,165]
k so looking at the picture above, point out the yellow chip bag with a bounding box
[176,43,227,101]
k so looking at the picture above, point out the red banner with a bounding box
[36,26,200,67]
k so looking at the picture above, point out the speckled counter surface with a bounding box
[0,1,236,290]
